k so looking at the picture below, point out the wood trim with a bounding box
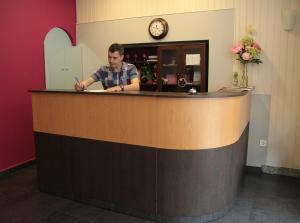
[31,92,250,150]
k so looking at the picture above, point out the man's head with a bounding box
[108,43,124,70]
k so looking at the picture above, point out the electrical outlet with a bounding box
[259,139,267,147]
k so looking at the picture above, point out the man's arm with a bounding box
[106,77,140,92]
[74,77,95,91]
[124,77,140,91]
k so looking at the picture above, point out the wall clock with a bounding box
[148,18,169,39]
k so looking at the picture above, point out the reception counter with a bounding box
[30,90,251,223]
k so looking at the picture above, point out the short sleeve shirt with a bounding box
[91,62,138,89]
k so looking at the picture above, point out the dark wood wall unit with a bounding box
[34,124,248,223]
[123,40,209,92]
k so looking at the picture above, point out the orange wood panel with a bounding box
[31,92,250,150]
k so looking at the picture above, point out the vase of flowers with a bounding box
[231,36,262,87]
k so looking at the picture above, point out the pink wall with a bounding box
[0,0,76,172]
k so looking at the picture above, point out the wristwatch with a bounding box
[120,84,124,91]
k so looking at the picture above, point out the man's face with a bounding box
[108,51,124,69]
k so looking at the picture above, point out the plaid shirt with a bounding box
[91,62,138,89]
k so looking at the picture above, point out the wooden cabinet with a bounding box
[124,41,208,92]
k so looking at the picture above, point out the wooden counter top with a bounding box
[29,89,247,98]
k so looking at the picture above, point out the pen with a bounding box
[75,77,84,91]
[74,77,80,85]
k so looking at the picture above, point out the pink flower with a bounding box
[231,44,243,54]
[231,36,263,64]
[242,52,252,61]
[253,42,261,52]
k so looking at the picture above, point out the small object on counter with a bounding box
[188,87,197,95]
[177,74,186,87]
[152,72,158,82]
[161,77,168,84]
[166,74,177,84]
[233,72,239,86]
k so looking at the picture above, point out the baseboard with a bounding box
[1,162,299,180]
[262,165,300,177]
[245,166,263,174]
[0,160,36,179]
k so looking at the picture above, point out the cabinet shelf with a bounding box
[162,64,178,67]
[163,84,177,86]
[141,82,158,86]
[126,60,158,64]
[186,82,200,86]
[162,82,200,86]
[185,64,201,66]
[126,60,147,64]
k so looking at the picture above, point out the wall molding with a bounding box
[262,165,300,178]
[0,160,36,179]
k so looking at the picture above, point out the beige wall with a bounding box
[76,0,234,23]
[76,0,300,170]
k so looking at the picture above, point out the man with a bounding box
[75,43,140,92]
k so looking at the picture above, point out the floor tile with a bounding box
[59,201,105,221]
[1,164,300,223]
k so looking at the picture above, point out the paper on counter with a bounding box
[84,89,107,92]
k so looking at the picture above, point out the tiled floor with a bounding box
[0,165,300,223]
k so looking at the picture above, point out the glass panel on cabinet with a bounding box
[182,47,202,90]
[161,49,177,65]
[160,49,179,87]
[124,46,158,91]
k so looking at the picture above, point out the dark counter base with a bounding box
[34,125,248,223]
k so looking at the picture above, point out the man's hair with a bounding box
[108,43,124,55]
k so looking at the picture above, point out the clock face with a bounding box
[148,18,168,39]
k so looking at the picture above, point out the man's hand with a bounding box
[74,77,95,91]
[106,85,122,92]
[74,82,86,91]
